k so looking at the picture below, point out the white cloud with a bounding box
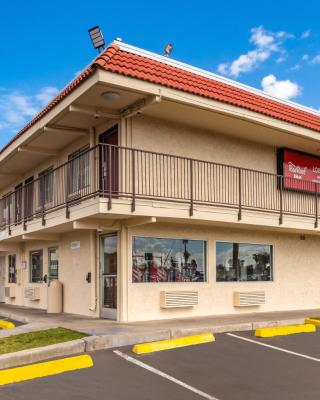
[261,74,301,100]
[217,26,294,77]
[290,64,301,71]
[35,87,59,106]
[0,86,59,140]
[311,55,320,64]
[302,54,310,61]
[301,30,311,39]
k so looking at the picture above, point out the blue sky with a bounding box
[1,0,320,148]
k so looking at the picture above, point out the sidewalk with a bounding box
[0,303,318,339]
[0,303,319,369]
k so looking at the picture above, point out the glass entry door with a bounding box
[100,234,117,319]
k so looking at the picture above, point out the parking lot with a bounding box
[1,330,320,400]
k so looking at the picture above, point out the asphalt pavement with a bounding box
[1,330,320,400]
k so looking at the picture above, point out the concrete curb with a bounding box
[0,316,309,370]
[0,339,85,370]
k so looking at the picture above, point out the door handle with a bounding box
[86,272,91,283]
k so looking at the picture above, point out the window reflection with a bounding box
[216,242,272,282]
[132,237,206,283]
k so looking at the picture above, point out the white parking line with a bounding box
[227,333,320,363]
[113,350,220,400]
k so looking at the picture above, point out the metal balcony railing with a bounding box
[0,143,319,234]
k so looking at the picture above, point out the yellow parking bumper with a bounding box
[132,332,215,354]
[255,324,316,338]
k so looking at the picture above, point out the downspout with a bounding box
[89,229,98,312]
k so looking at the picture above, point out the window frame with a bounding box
[29,249,43,283]
[8,254,16,284]
[215,240,274,283]
[48,247,59,280]
[131,235,208,284]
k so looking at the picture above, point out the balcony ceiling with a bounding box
[0,83,144,191]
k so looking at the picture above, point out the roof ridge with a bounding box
[93,44,120,68]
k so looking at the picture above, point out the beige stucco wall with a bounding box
[125,223,320,322]
[59,230,96,316]
[131,116,276,173]
[3,230,97,317]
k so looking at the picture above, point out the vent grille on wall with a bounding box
[160,290,198,308]
[233,291,265,307]
[24,287,41,301]
[5,286,15,298]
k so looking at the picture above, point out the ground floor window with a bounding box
[8,254,16,283]
[48,248,59,280]
[216,242,273,282]
[132,236,206,283]
[30,250,43,283]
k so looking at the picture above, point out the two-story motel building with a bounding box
[1,40,320,321]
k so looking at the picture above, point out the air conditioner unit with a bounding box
[160,290,198,308]
[5,286,15,298]
[24,287,41,301]
[233,291,265,307]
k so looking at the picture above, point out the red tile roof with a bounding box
[94,45,320,133]
[2,42,320,154]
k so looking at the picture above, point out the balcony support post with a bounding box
[238,168,242,221]
[108,145,112,210]
[315,183,318,228]
[23,188,27,231]
[41,191,46,226]
[65,201,70,219]
[131,149,136,213]
[189,159,194,216]
[279,176,283,225]
[8,195,11,236]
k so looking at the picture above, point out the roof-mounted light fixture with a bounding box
[88,26,106,53]
[164,43,173,57]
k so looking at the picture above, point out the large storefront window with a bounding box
[216,242,273,282]
[132,237,206,283]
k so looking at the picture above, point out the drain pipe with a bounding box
[89,230,98,312]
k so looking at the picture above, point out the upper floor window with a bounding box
[216,242,273,282]
[30,250,43,283]
[8,254,16,283]
[39,166,53,206]
[68,145,90,195]
[132,236,206,283]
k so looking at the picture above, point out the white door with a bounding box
[0,256,5,302]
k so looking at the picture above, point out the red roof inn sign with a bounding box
[277,148,320,193]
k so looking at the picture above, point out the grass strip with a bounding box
[0,327,87,355]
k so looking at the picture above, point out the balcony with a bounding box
[0,144,319,235]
